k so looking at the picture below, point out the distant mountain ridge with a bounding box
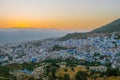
[92,18,120,33]
[0,29,67,43]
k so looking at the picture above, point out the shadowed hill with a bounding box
[58,18,120,41]
[58,32,87,41]
[92,18,120,33]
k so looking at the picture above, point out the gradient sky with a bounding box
[0,0,120,31]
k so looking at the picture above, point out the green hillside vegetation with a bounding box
[58,32,87,41]
[92,18,120,33]
[58,18,120,41]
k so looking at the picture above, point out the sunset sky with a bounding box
[0,0,120,31]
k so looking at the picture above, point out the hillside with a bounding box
[58,32,87,41]
[58,18,120,41]
[92,18,120,33]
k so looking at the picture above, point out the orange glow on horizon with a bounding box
[0,17,115,31]
[0,0,120,31]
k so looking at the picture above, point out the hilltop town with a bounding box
[1,31,120,80]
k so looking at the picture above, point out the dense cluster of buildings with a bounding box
[0,33,120,68]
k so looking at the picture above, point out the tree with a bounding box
[106,68,120,78]
[75,71,88,80]
[100,71,107,80]
[90,70,95,79]
[0,66,11,77]
[48,67,57,80]
[63,74,70,80]
[57,76,62,80]
[71,67,74,72]
[64,68,68,72]
[29,77,34,80]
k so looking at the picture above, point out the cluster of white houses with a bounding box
[0,34,120,67]
[1,33,120,79]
